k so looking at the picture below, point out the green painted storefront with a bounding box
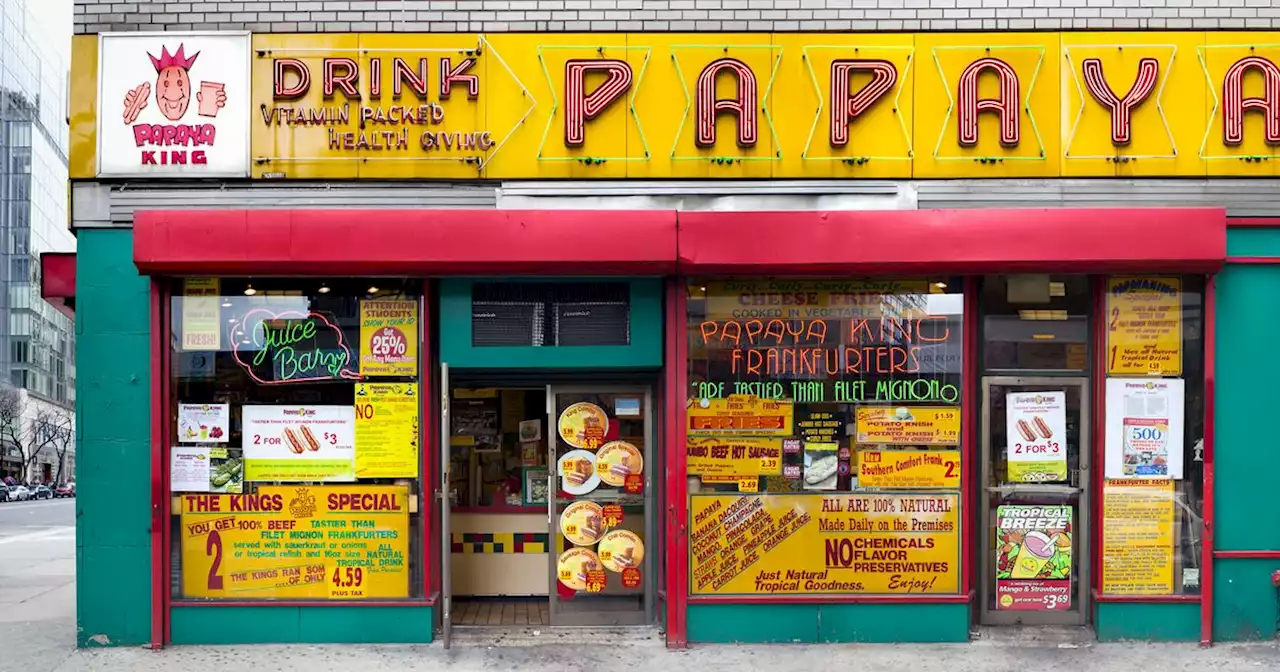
[74,226,1277,647]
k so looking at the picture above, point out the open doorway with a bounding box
[442,382,657,633]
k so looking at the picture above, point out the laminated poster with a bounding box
[995,505,1073,611]
[354,383,419,478]
[1004,392,1067,483]
[1105,378,1185,480]
[170,446,211,492]
[358,299,418,377]
[242,405,356,482]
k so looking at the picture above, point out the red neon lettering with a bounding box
[1081,57,1158,145]
[394,57,429,98]
[564,59,633,147]
[957,57,1020,148]
[439,58,479,99]
[1223,56,1280,146]
[368,58,382,98]
[274,58,309,98]
[830,60,897,148]
[323,57,359,98]
[696,58,758,148]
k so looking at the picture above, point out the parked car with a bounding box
[30,485,52,500]
[54,483,75,498]
[5,485,29,502]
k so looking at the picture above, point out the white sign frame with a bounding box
[96,31,251,178]
[1105,377,1186,480]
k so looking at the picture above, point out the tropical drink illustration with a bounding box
[1010,531,1058,579]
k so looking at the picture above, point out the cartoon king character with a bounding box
[123,43,226,124]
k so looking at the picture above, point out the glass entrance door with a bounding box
[980,376,1089,625]
[548,386,655,627]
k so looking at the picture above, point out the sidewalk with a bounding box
[49,640,1280,672]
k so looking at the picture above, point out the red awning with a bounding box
[133,209,680,275]
[132,207,1227,276]
[39,252,76,318]
[677,207,1227,274]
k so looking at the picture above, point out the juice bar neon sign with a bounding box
[231,310,360,384]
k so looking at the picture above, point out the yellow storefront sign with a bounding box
[858,450,961,489]
[687,437,783,477]
[1102,480,1175,595]
[179,485,410,599]
[67,31,1280,180]
[690,493,959,595]
[687,395,794,436]
[855,406,961,446]
[354,383,420,478]
[1106,276,1182,376]
[359,299,419,377]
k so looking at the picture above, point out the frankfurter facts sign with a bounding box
[242,405,356,482]
[179,485,409,599]
[689,493,959,595]
[97,31,250,177]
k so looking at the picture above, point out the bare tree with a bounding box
[0,386,74,484]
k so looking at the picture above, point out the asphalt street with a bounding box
[0,497,76,670]
[3,498,1280,671]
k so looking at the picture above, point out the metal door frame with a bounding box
[547,384,656,627]
[979,376,1090,626]
[439,363,453,648]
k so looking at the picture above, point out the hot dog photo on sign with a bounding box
[242,405,357,482]
[1004,392,1068,484]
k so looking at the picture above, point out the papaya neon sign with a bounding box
[230,309,360,385]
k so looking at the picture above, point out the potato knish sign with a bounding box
[97,32,250,177]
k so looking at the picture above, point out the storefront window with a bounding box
[686,279,964,596]
[169,278,425,601]
[1100,276,1205,597]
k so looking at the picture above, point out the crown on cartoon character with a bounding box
[148,44,200,72]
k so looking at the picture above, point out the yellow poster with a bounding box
[181,278,221,351]
[690,493,959,595]
[1102,479,1176,595]
[359,299,419,377]
[179,485,410,600]
[855,406,961,445]
[354,383,420,478]
[1106,277,1182,376]
[687,437,783,477]
[858,450,960,489]
[687,396,794,436]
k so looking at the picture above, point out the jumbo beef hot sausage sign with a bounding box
[689,493,959,595]
[180,485,409,599]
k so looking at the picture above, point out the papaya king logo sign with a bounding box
[98,32,250,177]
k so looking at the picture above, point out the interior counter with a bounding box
[450,510,549,597]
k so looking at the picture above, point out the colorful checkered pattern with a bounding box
[451,532,549,554]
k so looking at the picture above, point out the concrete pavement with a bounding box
[0,498,77,671]
[4,498,1280,672]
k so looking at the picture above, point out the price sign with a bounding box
[622,567,642,589]
[602,504,624,529]
[585,569,607,593]
[737,477,760,493]
[359,300,418,377]
[624,474,644,494]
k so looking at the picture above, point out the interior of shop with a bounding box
[447,384,653,628]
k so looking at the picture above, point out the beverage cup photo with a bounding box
[1010,531,1058,579]
[198,82,225,118]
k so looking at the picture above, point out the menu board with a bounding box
[686,437,783,477]
[180,485,409,599]
[857,450,960,489]
[690,493,959,595]
[854,406,960,445]
[1105,276,1182,376]
[1102,480,1175,595]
